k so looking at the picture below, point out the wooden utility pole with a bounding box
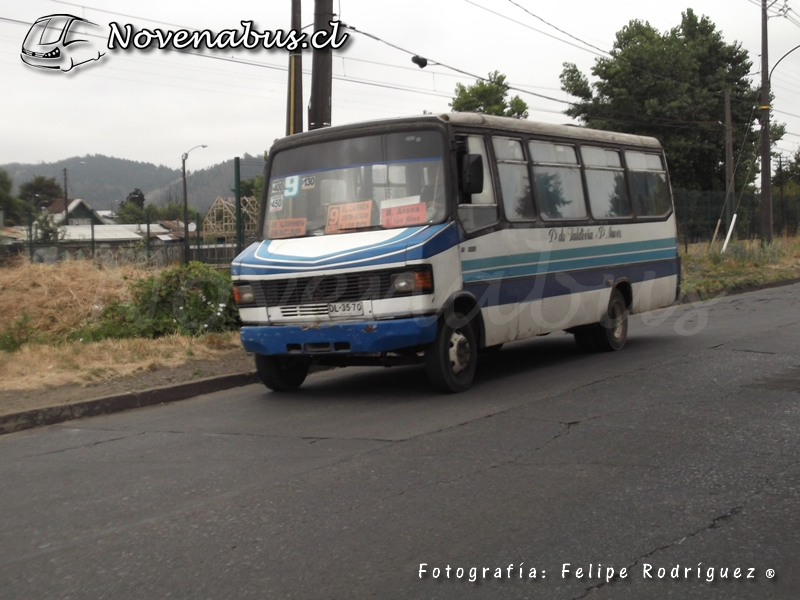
[286,0,303,136]
[724,87,735,231]
[308,0,333,130]
[760,0,772,243]
[779,154,786,235]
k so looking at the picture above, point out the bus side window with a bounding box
[626,151,671,217]
[457,135,498,233]
[582,147,632,219]
[493,137,535,222]
[529,141,587,220]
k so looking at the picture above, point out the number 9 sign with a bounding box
[284,175,300,198]
[326,206,341,232]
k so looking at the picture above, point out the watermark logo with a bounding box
[20,14,107,72]
[21,15,349,73]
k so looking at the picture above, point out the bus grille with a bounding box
[255,271,398,307]
[279,304,330,318]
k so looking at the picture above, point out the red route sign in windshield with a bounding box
[381,203,427,228]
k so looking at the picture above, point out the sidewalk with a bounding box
[0,348,258,436]
[0,372,259,436]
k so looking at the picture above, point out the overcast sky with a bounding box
[2,0,799,175]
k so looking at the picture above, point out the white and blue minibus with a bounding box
[231,113,680,392]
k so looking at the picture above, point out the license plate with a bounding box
[329,301,363,317]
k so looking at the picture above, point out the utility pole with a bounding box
[286,0,303,136]
[760,0,772,243]
[63,167,68,224]
[779,154,786,235]
[308,0,333,130]
[724,87,735,231]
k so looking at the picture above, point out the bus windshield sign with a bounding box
[264,130,447,239]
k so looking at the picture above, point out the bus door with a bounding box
[456,134,519,347]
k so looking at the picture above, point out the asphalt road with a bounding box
[2,284,800,600]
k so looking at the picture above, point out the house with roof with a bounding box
[46,198,105,226]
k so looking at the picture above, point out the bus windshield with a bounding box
[263,130,447,239]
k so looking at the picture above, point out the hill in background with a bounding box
[2,154,264,214]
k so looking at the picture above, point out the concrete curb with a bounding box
[0,372,259,436]
[680,277,800,303]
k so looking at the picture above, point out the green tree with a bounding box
[0,168,25,225]
[450,71,529,118]
[560,9,781,192]
[33,212,62,243]
[116,201,145,224]
[775,149,800,187]
[125,188,146,209]
[18,176,63,208]
[154,201,186,221]
[239,176,263,199]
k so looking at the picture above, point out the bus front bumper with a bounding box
[240,316,439,356]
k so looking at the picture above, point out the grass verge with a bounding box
[681,236,800,299]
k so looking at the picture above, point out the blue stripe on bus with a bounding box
[461,238,677,273]
[463,248,678,283]
[463,259,678,307]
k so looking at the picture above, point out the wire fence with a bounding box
[4,177,798,268]
[674,189,800,248]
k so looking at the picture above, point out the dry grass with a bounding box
[0,256,152,337]
[0,258,244,392]
[0,331,242,391]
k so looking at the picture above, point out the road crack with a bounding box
[569,477,771,599]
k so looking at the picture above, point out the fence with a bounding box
[674,189,800,247]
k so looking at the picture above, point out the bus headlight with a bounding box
[233,283,255,304]
[389,269,433,295]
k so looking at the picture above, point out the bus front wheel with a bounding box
[255,355,309,391]
[426,312,477,393]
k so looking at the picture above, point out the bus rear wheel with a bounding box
[573,289,628,352]
[594,289,628,351]
[426,312,477,393]
[255,355,309,391]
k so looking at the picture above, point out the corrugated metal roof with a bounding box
[60,225,143,241]
[119,224,171,236]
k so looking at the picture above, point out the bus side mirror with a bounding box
[460,154,484,199]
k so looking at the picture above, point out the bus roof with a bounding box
[443,113,662,148]
[272,113,663,151]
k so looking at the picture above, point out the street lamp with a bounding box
[182,145,207,264]
[63,160,85,225]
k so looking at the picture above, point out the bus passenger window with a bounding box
[625,151,671,217]
[529,141,587,220]
[582,147,632,218]
[493,137,535,222]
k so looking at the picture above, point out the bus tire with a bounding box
[426,312,477,393]
[255,355,309,391]
[593,289,628,352]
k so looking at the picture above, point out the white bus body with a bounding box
[232,113,680,392]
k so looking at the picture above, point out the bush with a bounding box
[0,312,35,352]
[77,262,239,341]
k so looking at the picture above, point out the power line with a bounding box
[504,0,610,56]
[462,0,606,58]
[338,22,575,106]
[5,4,796,137]
[468,0,764,114]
